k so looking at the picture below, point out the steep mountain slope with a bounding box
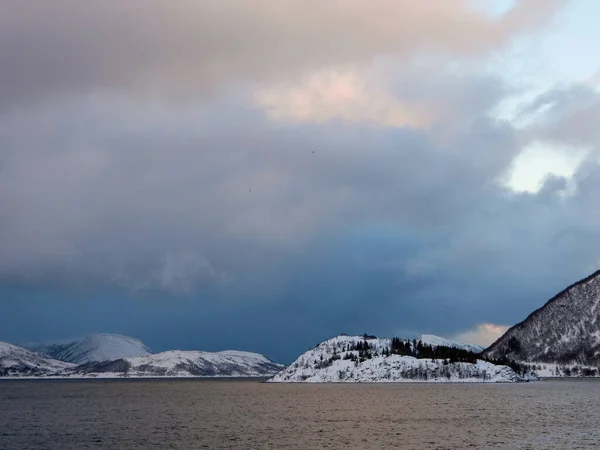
[269,335,535,383]
[26,334,152,364]
[70,350,284,377]
[483,270,600,367]
[0,341,74,376]
[417,334,484,354]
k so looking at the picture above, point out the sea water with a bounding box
[1,378,599,449]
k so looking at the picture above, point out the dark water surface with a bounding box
[1,378,599,449]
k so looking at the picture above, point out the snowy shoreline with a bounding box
[0,375,273,380]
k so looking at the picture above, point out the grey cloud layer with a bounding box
[2,79,600,296]
[1,0,562,109]
[2,0,599,350]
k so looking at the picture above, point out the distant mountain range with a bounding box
[483,270,600,377]
[2,332,492,381]
[1,334,282,378]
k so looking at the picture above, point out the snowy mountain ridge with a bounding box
[269,335,535,383]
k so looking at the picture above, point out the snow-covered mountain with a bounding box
[269,335,535,383]
[25,333,152,364]
[483,270,600,373]
[3,335,283,378]
[417,334,485,354]
[0,341,74,377]
[70,350,284,378]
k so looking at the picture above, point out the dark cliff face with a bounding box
[483,270,600,365]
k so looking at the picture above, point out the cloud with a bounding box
[256,68,431,128]
[518,84,600,148]
[111,250,232,294]
[255,63,509,129]
[0,76,520,291]
[501,141,590,193]
[498,83,600,193]
[4,78,600,299]
[0,0,563,109]
[4,0,600,359]
[454,324,510,347]
[589,71,600,91]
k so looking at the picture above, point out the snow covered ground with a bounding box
[269,335,536,383]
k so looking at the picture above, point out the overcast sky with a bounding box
[2,0,600,363]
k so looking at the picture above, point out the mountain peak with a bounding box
[25,333,151,364]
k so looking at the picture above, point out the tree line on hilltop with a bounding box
[313,334,529,374]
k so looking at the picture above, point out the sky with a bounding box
[1,0,600,364]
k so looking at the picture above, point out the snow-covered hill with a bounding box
[68,349,284,378]
[417,334,484,354]
[0,341,74,377]
[25,333,152,364]
[269,335,535,383]
[483,270,600,372]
